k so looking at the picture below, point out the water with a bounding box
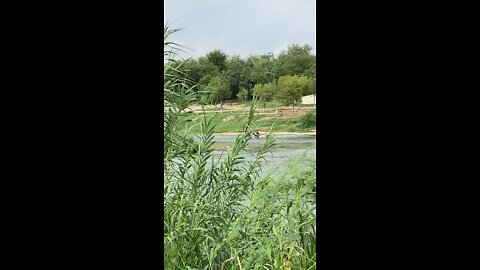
[210,134,316,178]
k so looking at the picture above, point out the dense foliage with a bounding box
[253,82,276,111]
[171,40,316,106]
[301,112,316,128]
[164,26,316,269]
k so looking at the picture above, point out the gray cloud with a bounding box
[164,0,316,59]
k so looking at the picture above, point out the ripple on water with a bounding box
[208,134,316,177]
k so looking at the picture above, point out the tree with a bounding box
[248,54,275,85]
[253,83,275,112]
[276,75,305,114]
[223,55,252,99]
[177,59,203,84]
[172,59,208,98]
[206,49,227,72]
[196,57,220,99]
[304,62,316,79]
[274,44,316,78]
[236,88,249,102]
[205,76,231,107]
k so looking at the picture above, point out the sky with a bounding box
[164,0,316,59]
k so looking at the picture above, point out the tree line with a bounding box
[171,44,316,109]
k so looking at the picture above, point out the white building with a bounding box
[302,94,316,105]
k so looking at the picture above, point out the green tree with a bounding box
[253,83,275,112]
[177,59,203,84]
[304,62,316,79]
[223,55,252,99]
[236,87,250,102]
[276,75,304,113]
[206,49,227,72]
[205,76,231,107]
[196,57,220,99]
[248,54,275,85]
[274,44,316,78]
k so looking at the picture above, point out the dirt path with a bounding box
[186,104,315,117]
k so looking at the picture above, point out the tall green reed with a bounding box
[164,25,315,269]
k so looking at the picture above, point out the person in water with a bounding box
[254,131,260,138]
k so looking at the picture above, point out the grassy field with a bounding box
[182,110,316,133]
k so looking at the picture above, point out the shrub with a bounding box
[236,87,249,102]
[300,111,316,128]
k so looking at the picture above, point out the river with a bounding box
[210,133,316,178]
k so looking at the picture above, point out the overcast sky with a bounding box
[164,0,316,59]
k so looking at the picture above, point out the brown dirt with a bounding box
[186,104,315,117]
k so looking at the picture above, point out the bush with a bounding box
[236,88,249,102]
[300,111,316,128]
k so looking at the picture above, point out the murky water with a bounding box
[210,134,316,178]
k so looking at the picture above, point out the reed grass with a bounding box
[164,25,316,269]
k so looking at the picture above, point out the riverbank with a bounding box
[183,109,316,133]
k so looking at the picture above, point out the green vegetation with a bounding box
[164,26,316,269]
[253,82,276,112]
[204,76,231,107]
[238,100,315,109]
[236,87,249,102]
[183,111,315,133]
[300,112,316,128]
[171,39,316,107]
